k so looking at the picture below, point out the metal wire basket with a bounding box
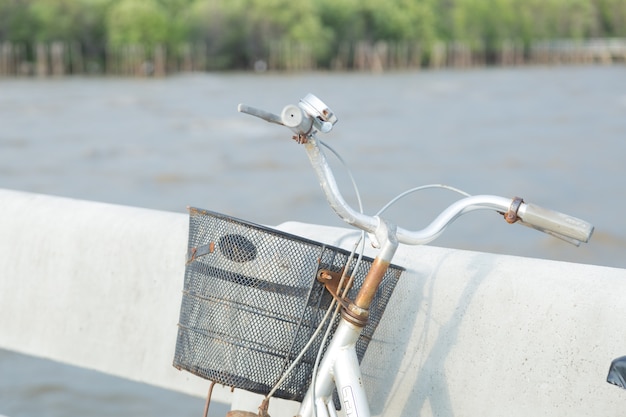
[173,208,403,402]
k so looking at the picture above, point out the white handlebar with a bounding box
[304,137,593,246]
[237,96,594,247]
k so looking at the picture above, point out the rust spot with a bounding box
[292,134,308,144]
[505,196,524,224]
[317,268,353,302]
[186,247,198,264]
[188,206,208,216]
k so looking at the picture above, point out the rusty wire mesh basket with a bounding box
[173,208,403,402]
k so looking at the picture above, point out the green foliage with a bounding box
[595,0,626,36]
[247,0,332,60]
[106,0,170,48]
[452,0,518,49]
[29,0,82,41]
[0,0,625,69]
[0,0,35,43]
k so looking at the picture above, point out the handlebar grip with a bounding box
[237,103,283,126]
[518,203,594,245]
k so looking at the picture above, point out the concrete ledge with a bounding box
[1,188,625,416]
[283,222,626,417]
[0,189,218,400]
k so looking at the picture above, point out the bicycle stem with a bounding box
[352,219,398,309]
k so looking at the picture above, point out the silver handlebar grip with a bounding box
[237,104,283,126]
[517,202,594,246]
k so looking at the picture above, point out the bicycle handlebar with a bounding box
[238,95,594,247]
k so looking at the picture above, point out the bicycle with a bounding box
[173,94,594,417]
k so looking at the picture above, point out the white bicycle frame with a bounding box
[298,319,369,417]
[237,95,594,417]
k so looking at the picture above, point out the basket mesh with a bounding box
[173,208,403,402]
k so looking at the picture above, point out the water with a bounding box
[0,350,219,417]
[1,66,625,416]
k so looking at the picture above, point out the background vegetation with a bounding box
[0,0,625,72]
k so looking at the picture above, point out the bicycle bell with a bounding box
[298,93,338,134]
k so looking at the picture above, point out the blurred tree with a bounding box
[186,0,332,69]
[596,0,626,36]
[593,0,626,37]
[565,0,596,38]
[434,0,457,42]
[452,0,517,53]
[0,0,624,71]
[0,0,36,43]
[543,0,595,39]
[29,0,82,41]
[106,0,170,48]
[317,0,437,66]
[156,0,194,46]
[183,0,247,68]
[317,0,362,43]
[246,0,332,66]
[361,0,436,42]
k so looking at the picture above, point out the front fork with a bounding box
[297,319,368,417]
[298,220,399,417]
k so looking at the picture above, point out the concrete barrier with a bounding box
[1,188,625,416]
[0,188,218,400]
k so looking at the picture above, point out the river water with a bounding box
[1,66,625,416]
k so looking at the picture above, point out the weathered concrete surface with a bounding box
[0,189,220,401]
[1,188,625,416]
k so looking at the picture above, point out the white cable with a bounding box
[311,140,369,416]
[265,297,338,400]
[376,184,471,216]
[319,139,365,215]
[267,141,368,407]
